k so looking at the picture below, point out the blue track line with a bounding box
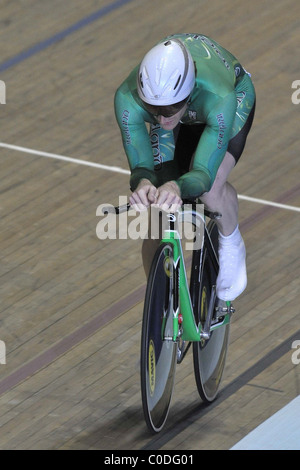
[0,0,134,73]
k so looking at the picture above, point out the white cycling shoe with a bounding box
[216,225,247,302]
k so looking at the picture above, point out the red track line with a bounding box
[0,285,145,396]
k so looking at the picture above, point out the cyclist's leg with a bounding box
[200,152,237,236]
[200,99,256,236]
[200,101,256,301]
[200,152,246,301]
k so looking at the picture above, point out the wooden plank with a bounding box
[0,0,299,451]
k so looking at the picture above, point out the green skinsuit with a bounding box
[114,34,256,199]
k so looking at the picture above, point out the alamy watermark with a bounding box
[291,340,300,365]
[0,80,6,104]
[0,340,6,364]
[96,196,205,250]
[291,80,300,104]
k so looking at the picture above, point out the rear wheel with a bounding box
[140,243,177,433]
[193,220,231,403]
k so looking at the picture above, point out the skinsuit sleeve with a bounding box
[176,90,237,199]
[114,68,159,191]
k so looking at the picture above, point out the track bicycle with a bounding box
[102,200,234,433]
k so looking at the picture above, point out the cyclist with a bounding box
[114,34,256,302]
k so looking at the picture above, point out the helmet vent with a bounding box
[174,75,181,90]
[137,38,195,105]
[139,73,144,88]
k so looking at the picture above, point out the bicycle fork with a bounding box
[200,285,217,340]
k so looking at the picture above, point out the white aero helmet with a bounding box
[137,38,195,107]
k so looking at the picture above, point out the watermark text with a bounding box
[291,340,300,365]
[96,197,205,250]
[291,80,300,104]
[0,340,6,364]
[0,80,6,104]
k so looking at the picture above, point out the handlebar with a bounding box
[102,201,221,220]
[102,203,131,215]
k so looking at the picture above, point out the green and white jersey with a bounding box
[114,34,256,198]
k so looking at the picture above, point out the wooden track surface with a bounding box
[0,0,299,450]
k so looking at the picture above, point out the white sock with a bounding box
[218,225,242,245]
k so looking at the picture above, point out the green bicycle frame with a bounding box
[101,202,231,345]
[161,227,231,343]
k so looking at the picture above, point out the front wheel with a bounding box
[193,220,231,403]
[140,243,177,433]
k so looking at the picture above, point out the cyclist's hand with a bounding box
[154,181,182,212]
[129,179,157,211]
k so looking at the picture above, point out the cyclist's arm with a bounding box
[114,82,158,191]
[176,92,237,199]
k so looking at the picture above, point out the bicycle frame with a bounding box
[160,207,231,343]
[102,200,234,432]
[102,202,232,343]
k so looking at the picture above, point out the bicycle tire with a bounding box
[140,242,177,433]
[192,220,231,403]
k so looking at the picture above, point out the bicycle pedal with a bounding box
[217,297,233,307]
[215,302,235,316]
